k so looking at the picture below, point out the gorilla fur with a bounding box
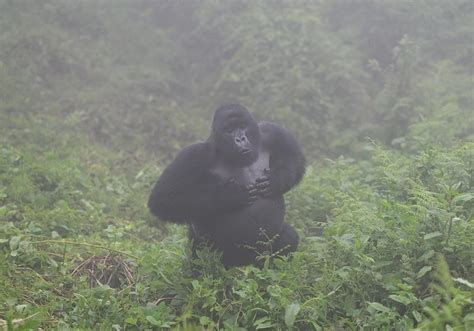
[148,104,305,267]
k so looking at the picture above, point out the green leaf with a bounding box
[284,303,300,328]
[417,266,432,279]
[389,294,410,305]
[159,272,174,286]
[9,236,21,250]
[125,317,137,325]
[199,316,212,326]
[424,232,442,240]
[146,316,159,326]
[254,317,274,329]
[418,249,435,262]
[368,302,390,313]
[452,192,474,204]
[412,310,422,322]
[454,277,474,288]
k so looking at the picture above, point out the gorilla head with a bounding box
[210,104,260,166]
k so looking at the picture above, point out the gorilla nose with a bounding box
[235,136,247,143]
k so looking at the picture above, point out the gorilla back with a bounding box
[148,104,305,267]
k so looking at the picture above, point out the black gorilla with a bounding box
[148,104,305,267]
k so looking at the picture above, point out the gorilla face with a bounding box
[211,104,260,166]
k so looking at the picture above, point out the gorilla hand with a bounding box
[217,178,259,208]
[255,168,272,198]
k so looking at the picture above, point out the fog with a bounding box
[1,1,471,160]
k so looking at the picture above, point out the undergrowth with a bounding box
[1,124,472,329]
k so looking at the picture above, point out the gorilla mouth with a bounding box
[240,149,252,155]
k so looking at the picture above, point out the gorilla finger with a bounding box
[249,188,258,195]
[258,187,271,195]
[256,176,269,183]
[248,194,258,201]
[258,184,270,191]
[247,197,258,204]
[255,181,270,189]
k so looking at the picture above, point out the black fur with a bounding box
[148,104,305,267]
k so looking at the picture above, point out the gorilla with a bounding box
[148,104,305,267]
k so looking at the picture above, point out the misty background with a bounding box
[1,1,472,160]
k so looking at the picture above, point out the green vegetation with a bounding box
[0,1,472,329]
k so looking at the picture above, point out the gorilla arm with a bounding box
[148,143,219,224]
[148,143,256,224]
[258,122,306,196]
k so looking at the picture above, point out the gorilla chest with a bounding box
[211,150,269,185]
